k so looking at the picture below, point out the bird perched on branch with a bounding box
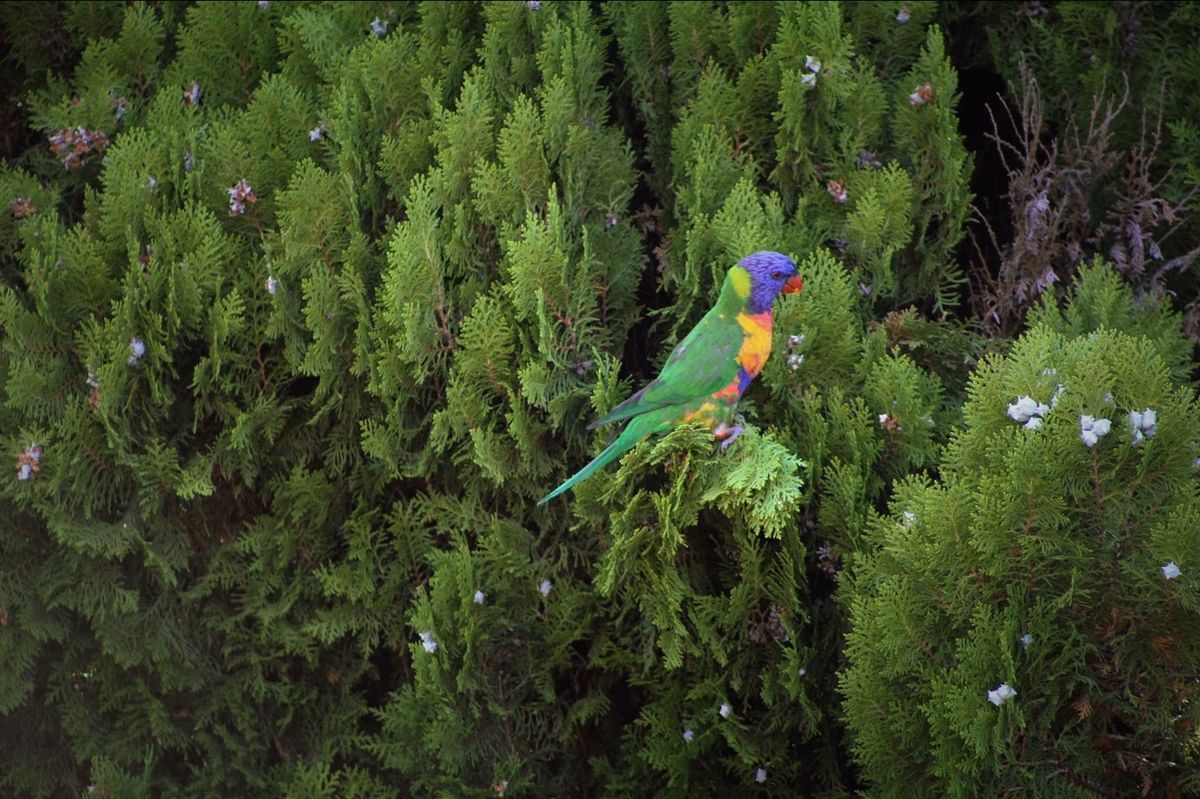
[539,251,803,505]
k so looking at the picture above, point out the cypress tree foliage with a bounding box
[1,2,409,794]
[609,0,972,317]
[2,2,1195,797]
[841,264,1200,797]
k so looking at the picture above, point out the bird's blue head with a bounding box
[737,251,803,313]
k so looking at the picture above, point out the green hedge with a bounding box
[1,2,1197,796]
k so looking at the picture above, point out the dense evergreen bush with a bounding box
[0,2,1196,796]
[842,266,1200,797]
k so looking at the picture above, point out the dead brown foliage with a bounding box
[968,60,1198,336]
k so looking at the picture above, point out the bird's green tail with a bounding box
[537,427,642,505]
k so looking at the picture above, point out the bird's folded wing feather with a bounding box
[590,308,745,428]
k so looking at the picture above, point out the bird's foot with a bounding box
[714,422,744,452]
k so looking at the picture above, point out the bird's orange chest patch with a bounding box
[736,310,773,376]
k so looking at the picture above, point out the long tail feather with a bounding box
[537,427,642,505]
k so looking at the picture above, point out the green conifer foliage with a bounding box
[521,244,952,794]
[3,2,1193,797]
[841,271,1200,797]
[0,3,423,794]
[611,2,973,315]
[4,3,965,775]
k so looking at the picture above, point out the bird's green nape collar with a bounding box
[729,266,751,298]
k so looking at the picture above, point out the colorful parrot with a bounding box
[538,251,803,505]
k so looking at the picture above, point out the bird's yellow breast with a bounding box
[736,310,773,376]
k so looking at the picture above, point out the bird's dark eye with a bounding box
[771,271,785,279]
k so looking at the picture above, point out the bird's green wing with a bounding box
[590,305,744,428]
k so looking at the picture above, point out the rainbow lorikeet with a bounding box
[538,251,803,505]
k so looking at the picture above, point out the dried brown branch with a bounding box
[968,57,1193,336]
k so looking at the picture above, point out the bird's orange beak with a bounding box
[782,274,804,295]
